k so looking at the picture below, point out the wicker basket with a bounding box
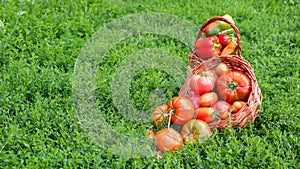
[179,56,262,130]
[188,16,242,68]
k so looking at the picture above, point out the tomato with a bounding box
[211,101,231,114]
[216,70,251,103]
[187,89,199,98]
[155,128,183,152]
[211,101,231,120]
[195,107,219,123]
[181,119,212,144]
[189,71,218,95]
[152,104,169,128]
[199,92,218,107]
[231,101,246,114]
[167,96,194,125]
[215,63,230,76]
[220,113,229,120]
[188,95,200,110]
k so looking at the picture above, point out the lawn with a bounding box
[0,0,299,168]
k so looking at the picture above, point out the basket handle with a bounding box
[195,16,242,57]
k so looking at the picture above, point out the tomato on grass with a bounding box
[152,104,169,128]
[155,128,183,153]
[181,119,212,144]
[167,96,194,125]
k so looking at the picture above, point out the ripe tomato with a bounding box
[215,63,230,76]
[152,105,169,128]
[195,107,219,123]
[167,96,194,125]
[189,71,218,95]
[211,101,231,120]
[155,128,183,152]
[211,101,231,114]
[220,113,229,120]
[188,95,200,110]
[199,92,218,107]
[187,90,199,98]
[181,119,212,144]
[216,70,251,103]
[231,101,246,113]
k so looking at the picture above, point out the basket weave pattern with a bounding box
[180,56,262,129]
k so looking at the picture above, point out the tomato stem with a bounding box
[167,111,172,129]
[187,134,194,140]
[222,80,238,91]
[228,81,238,91]
[167,109,174,129]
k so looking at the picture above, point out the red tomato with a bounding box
[195,107,219,123]
[220,113,229,120]
[181,119,212,144]
[155,128,183,153]
[231,101,246,113]
[152,105,169,128]
[189,71,218,95]
[216,70,251,103]
[215,63,230,76]
[211,101,231,114]
[199,92,218,107]
[188,90,199,98]
[188,95,200,110]
[167,96,194,125]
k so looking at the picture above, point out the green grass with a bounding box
[0,0,299,168]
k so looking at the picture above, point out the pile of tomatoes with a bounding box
[149,97,212,154]
[148,62,252,153]
[188,62,251,122]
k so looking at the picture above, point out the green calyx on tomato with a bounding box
[167,96,194,125]
[224,80,238,91]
